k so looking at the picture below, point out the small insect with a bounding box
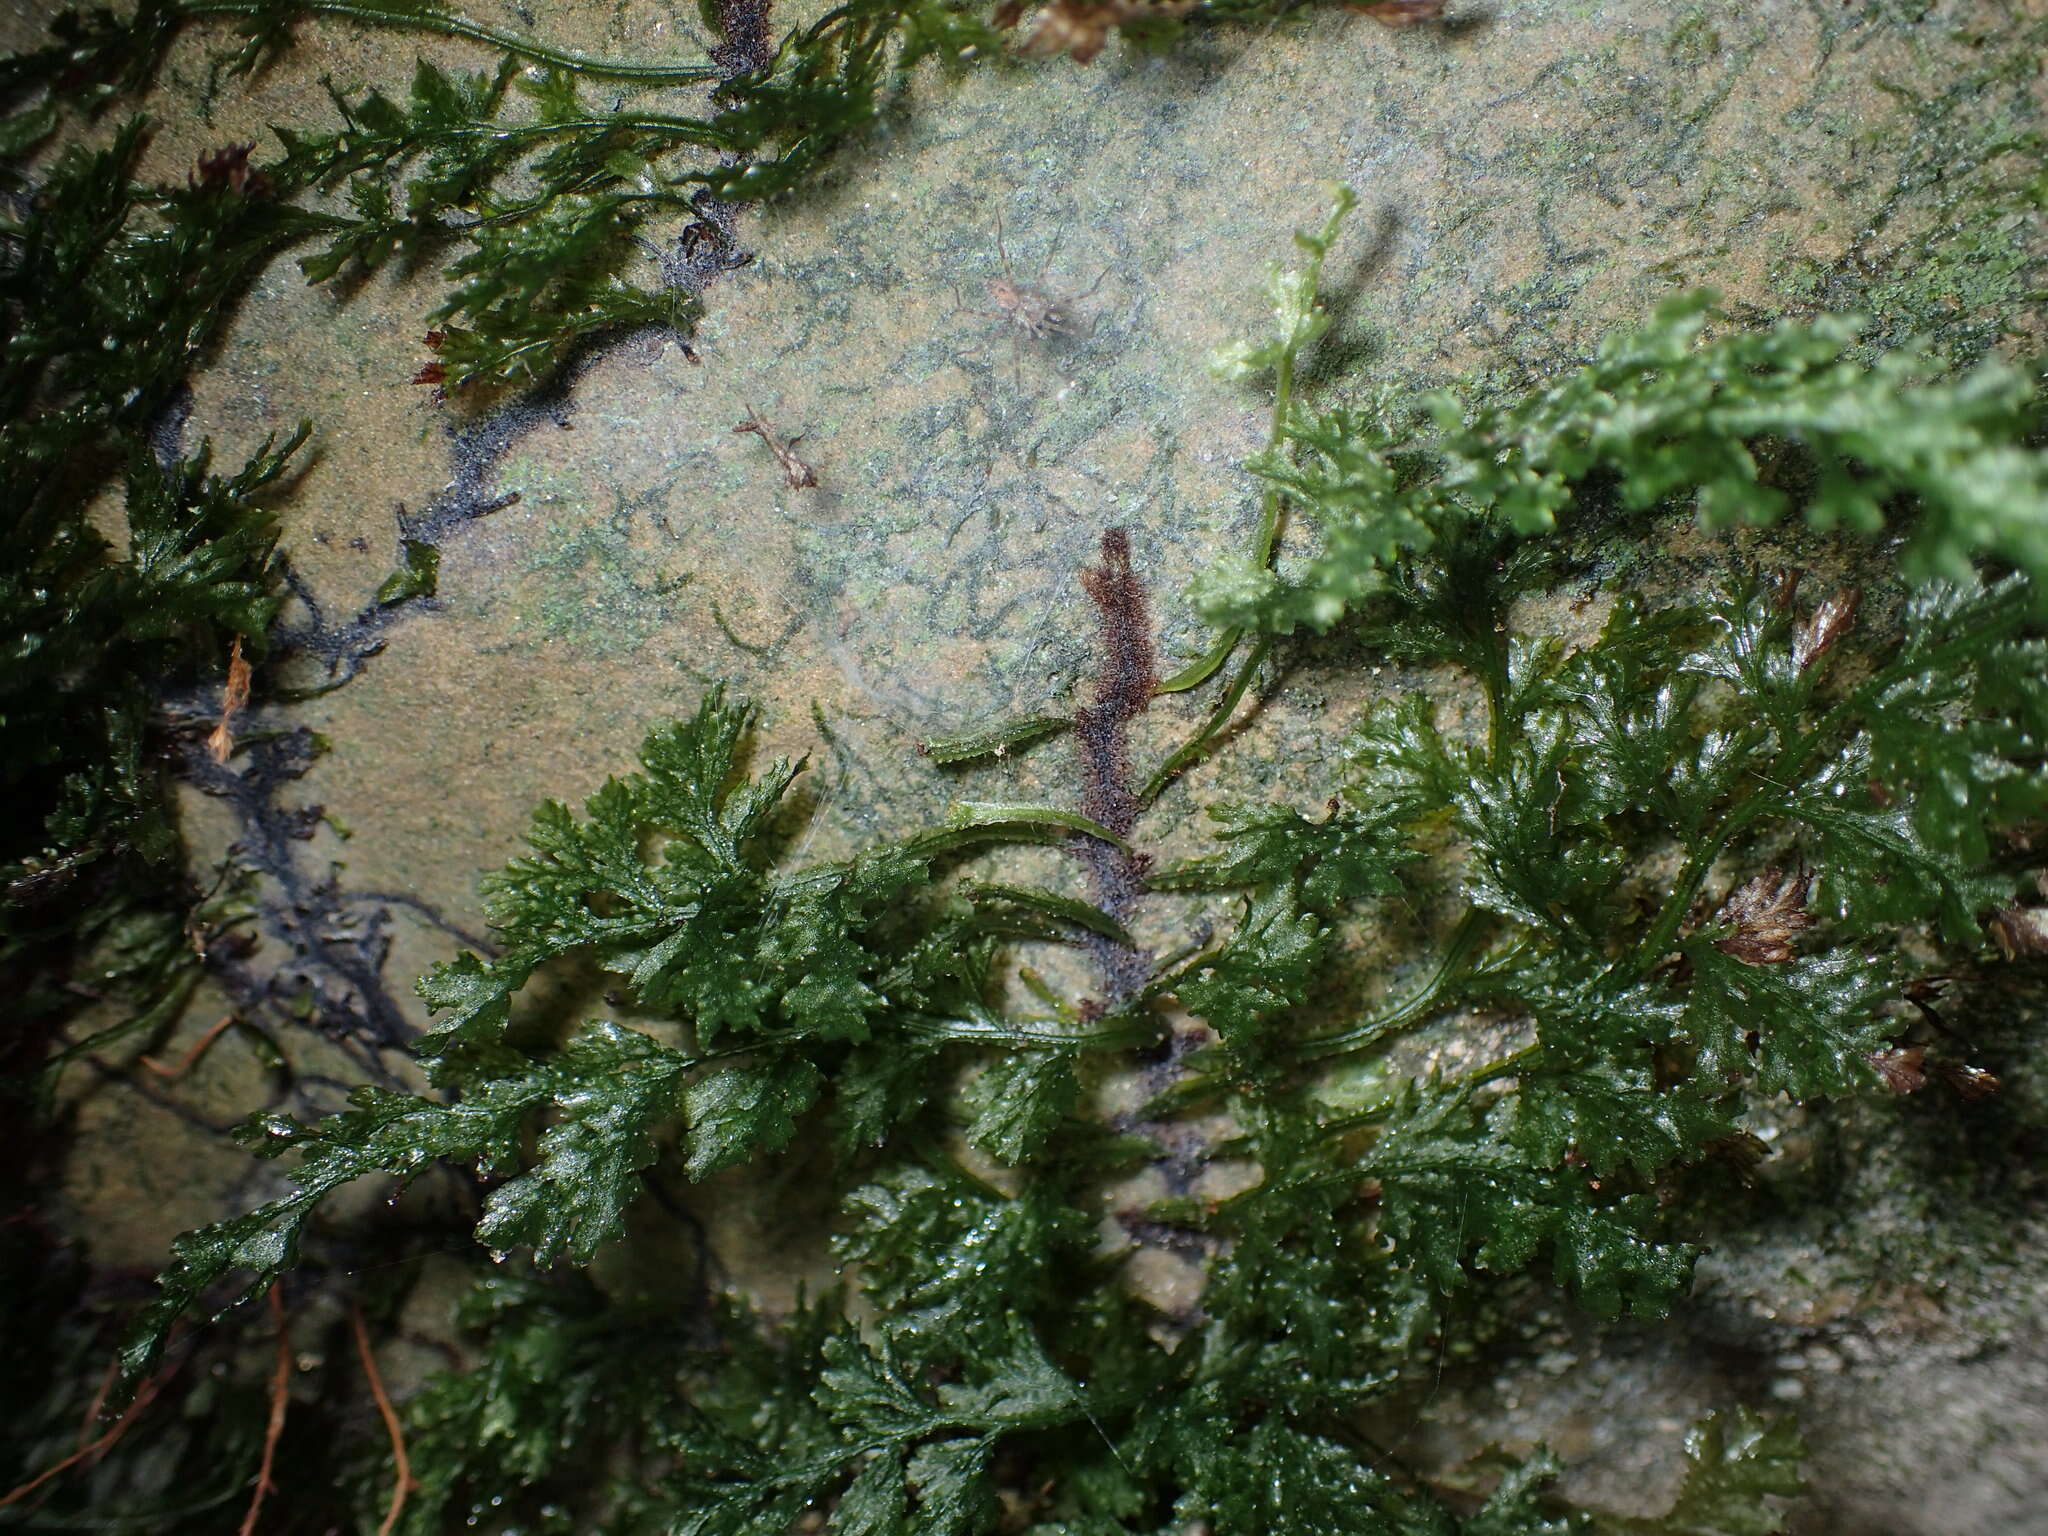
[734,405,818,489]
[959,212,1108,383]
[679,220,753,271]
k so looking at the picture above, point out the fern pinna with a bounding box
[108,192,2048,1534]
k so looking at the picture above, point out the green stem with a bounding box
[1478,638,1509,771]
[1287,909,1492,1063]
[1156,345,1296,695]
[1452,1040,1542,1094]
[468,184,699,230]
[1623,841,1724,981]
[1140,635,1272,806]
[899,1016,1159,1051]
[904,805,1132,859]
[1253,350,1296,567]
[1618,749,1772,981]
[37,966,202,1098]
[683,1011,1154,1076]
[1143,942,1225,999]
[185,0,722,82]
[1310,1058,1523,1163]
[394,114,736,151]
[1016,966,1075,1018]
[1156,628,1240,696]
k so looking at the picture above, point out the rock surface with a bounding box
[32,2,2045,1531]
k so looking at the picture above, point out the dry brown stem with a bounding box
[1347,0,1444,23]
[237,1284,290,1536]
[139,1014,237,1079]
[207,635,252,764]
[353,1304,418,1536]
[3,1362,168,1509]
[75,1358,119,1455]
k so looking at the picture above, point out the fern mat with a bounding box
[3,2,2045,1533]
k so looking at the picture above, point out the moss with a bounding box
[1763,23,2048,362]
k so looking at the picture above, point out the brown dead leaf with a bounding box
[1794,586,1861,671]
[1712,867,1814,965]
[1988,904,2048,958]
[1865,1045,1927,1095]
[1021,0,1194,62]
[205,636,251,764]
